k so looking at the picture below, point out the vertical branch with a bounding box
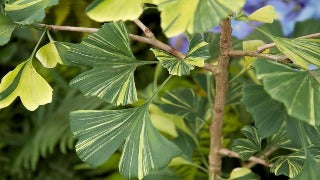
[208,19,232,179]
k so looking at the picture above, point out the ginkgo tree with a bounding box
[1,0,320,179]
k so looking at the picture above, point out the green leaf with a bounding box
[0,13,16,46]
[151,34,209,76]
[5,0,59,24]
[158,88,209,133]
[232,126,262,160]
[36,40,64,68]
[67,22,153,106]
[271,152,305,178]
[242,40,267,69]
[0,60,52,111]
[254,60,320,126]
[247,5,276,23]
[294,155,320,180]
[70,104,181,179]
[242,84,285,138]
[86,0,149,22]
[158,0,245,37]
[229,167,259,180]
[258,30,320,69]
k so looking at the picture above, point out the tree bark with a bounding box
[208,19,232,180]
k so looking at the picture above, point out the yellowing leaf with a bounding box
[86,0,145,22]
[248,5,276,23]
[243,40,267,68]
[0,60,52,111]
[36,41,63,68]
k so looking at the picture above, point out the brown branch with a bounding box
[36,23,219,75]
[219,148,273,168]
[228,50,288,62]
[133,19,155,39]
[255,32,320,53]
[244,147,277,168]
[208,19,232,180]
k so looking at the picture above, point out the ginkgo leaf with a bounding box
[294,155,320,180]
[0,60,53,111]
[70,104,181,179]
[158,0,245,37]
[5,0,59,24]
[242,84,285,138]
[271,153,305,178]
[247,5,276,23]
[254,60,320,126]
[232,126,262,160]
[86,0,150,22]
[0,13,16,46]
[242,40,267,69]
[66,22,154,106]
[257,29,320,69]
[36,41,64,68]
[228,168,259,180]
[158,88,209,133]
[151,34,209,76]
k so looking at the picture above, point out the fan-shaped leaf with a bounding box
[70,104,181,179]
[0,60,52,111]
[5,0,59,24]
[294,155,320,180]
[36,41,64,68]
[247,5,276,23]
[232,126,262,160]
[86,0,150,22]
[228,167,259,180]
[151,34,209,76]
[271,153,305,178]
[158,0,245,37]
[0,13,16,46]
[258,30,320,69]
[67,22,153,106]
[242,84,285,138]
[158,88,209,133]
[254,60,320,126]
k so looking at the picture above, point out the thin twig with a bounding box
[228,50,288,62]
[255,32,320,53]
[36,23,221,75]
[244,147,277,168]
[219,148,273,168]
[133,19,155,39]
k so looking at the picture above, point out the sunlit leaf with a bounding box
[242,84,285,138]
[86,0,152,22]
[70,104,181,179]
[158,0,245,37]
[5,0,59,24]
[151,34,209,76]
[158,88,209,133]
[36,40,64,68]
[247,5,276,23]
[0,13,16,46]
[0,60,52,111]
[228,167,259,180]
[254,60,320,126]
[232,126,261,160]
[242,40,267,69]
[67,22,153,106]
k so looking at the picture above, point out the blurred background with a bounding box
[1,0,320,179]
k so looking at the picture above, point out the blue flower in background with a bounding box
[169,0,320,51]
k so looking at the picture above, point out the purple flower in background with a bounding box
[169,0,320,51]
[168,34,189,54]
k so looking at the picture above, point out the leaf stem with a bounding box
[30,30,47,59]
[147,75,172,104]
